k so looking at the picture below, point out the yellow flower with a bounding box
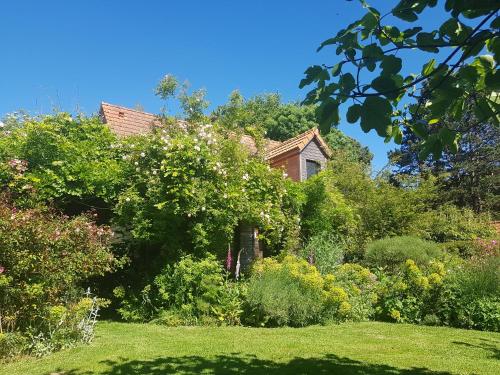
[428,273,442,285]
[339,301,352,315]
[390,309,401,321]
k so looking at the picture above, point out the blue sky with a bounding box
[0,1,448,172]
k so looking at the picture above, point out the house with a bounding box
[100,102,332,268]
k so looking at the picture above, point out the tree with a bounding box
[212,91,373,166]
[300,0,500,158]
[390,111,500,215]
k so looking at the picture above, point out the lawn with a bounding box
[2,322,499,375]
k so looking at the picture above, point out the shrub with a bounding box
[244,255,375,327]
[332,263,377,321]
[437,254,500,331]
[374,259,447,324]
[0,197,117,357]
[300,232,344,275]
[114,255,244,326]
[412,205,495,243]
[365,236,442,272]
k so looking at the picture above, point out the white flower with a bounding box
[242,173,249,181]
[223,193,228,199]
[152,170,157,175]
[125,197,131,202]
[187,213,192,217]
[194,145,201,152]
[201,206,206,211]
[282,172,288,178]
[140,152,146,157]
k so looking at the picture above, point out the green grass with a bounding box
[2,322,499,375]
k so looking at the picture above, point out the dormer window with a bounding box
[306,160,321,179]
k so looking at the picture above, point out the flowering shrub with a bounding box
[114,255,244,325]
[374,259,447,324]
[114,121,300,258]
[244,255,375,326]
[0,197,117,358]
[0,113,123,211]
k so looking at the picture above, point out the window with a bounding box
[306,160,321,179]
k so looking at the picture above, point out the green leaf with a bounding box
[371,75,403,100]
[360,97,393,137]
[340,73,356,93]
[299,66,329,89]
[412,120,428,138]
[331,63,343,77]
[421,59,436,76]
[380,55,402,76]
[362,44,384,72]
[402,27,423,38]
[317,99,340,132]
[485,70,500,90]
[416,32,442,53]
[346,104,362,124]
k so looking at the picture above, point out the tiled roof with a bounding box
[99,102,331,160]
[100,102,161,136]
[239,134,282,154]
[265,128,332,160]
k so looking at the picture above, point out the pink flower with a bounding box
[0,265,4,274]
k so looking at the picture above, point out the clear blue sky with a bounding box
[0,1,447,172]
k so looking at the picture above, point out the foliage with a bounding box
[301,0,500,158]
[375,259,447,324]
[0,197,117,358]
[0,113,123,215]
[301,169,358,243]
[390,109,500,216]
[365,236,442,272]
[114,255,244,326]
[410,204,496,243]
[114,120,299,260]
[212,91,372,166]
[300,232,344,275]
[244,255,375,326]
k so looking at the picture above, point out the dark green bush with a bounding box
[365,236,442,271]
[114,255,244,326]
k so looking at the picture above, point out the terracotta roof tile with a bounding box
[99,103,330,160]
[265,128,332,160]
[100,102,161,136]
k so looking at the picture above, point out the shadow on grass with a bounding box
[50,353,453,375]
[452,338,500,360]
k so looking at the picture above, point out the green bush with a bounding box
[243,255,373,327]
[0,333,27,362]
[365,236,442,272]
[412,205,496,243]
[437,255,500,331]
[0,197,117,358]
[300,232,344,275]
[374,259,447,324]
[114,255,244,326]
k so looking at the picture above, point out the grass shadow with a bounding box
[50,353,454,375]
[452,338,500,360]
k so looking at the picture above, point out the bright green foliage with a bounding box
[375,259,448,324]
[365,236,442,272]
[212,91,372,166]
[114,255,243,326]
[300,232,344,275]
[0,197,117,357]
[411,204,496,243]
[301,0,500,158]
[301,169,358,242]
[0,113,123,212]
[114,121,299,259]
[244,255,376,326]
